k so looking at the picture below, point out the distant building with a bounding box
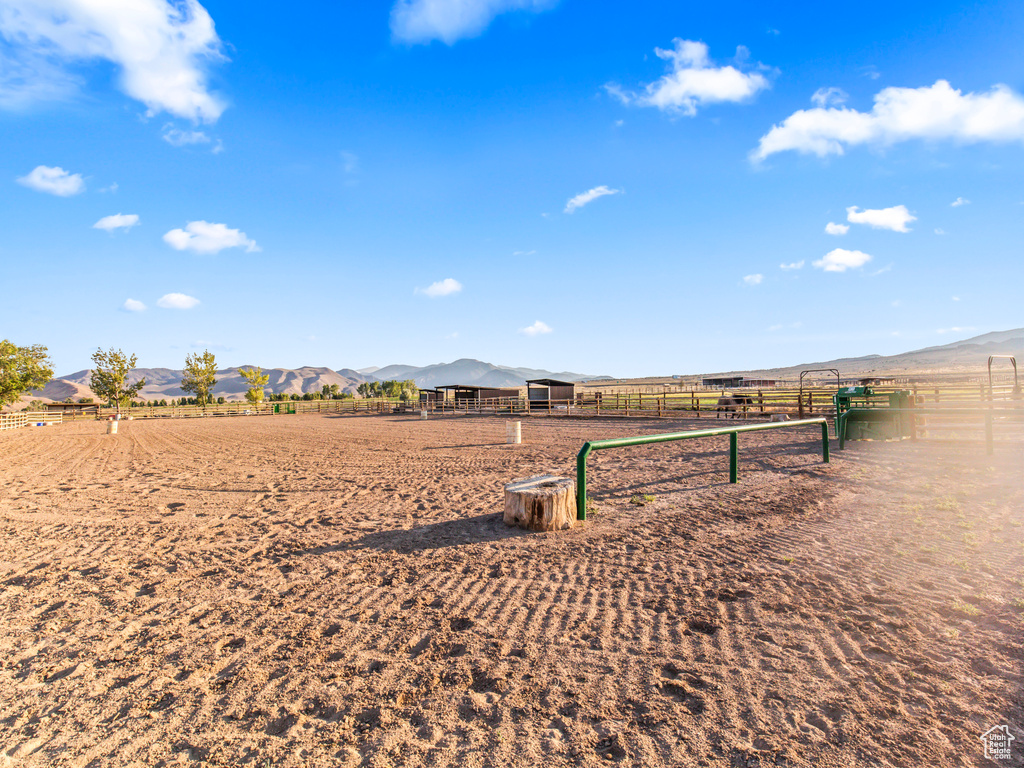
[436,385,521,404]
[701,376,776,388]
[45,402,101,415]
[525,378,576,407]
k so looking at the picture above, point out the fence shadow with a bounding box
[284,512,532,557]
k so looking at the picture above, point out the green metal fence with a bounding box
[575,417,830,521]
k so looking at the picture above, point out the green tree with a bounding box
[90,348,145,414]
[181,350,217,412]
[329,383,340,399]
[0,340,54,409]
[240,366,270,410]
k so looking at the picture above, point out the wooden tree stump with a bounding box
[503,475,576,531]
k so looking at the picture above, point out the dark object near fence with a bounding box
[716,395,753,418]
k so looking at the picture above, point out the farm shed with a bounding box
[418,389,444,405]
[436,385,521,405]
[525,378,576,407]
[702,376,776,388]
[44,402,101,416]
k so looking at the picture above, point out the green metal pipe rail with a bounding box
[837,407,1024,455]
[575,417,830,521]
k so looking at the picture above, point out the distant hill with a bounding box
[32,366,371,404]
[363,358,603,389]
[24,358,601,405]
[699,328,1024,381]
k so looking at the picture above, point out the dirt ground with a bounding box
[0,413,1021,768]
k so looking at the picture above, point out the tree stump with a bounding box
[503,475,576,531]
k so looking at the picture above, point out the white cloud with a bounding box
[780,260,804,270]
[891,300,902,307]
[512,249,536,256]
[742,273,763,286]
[98,181,118,193]
[415,277,463,297]
[951,196,970,207]
[607,39,769,116]
[811,87,847,108]
[824,222,849,235]
[122,298,146,312]
[520,320,552,336]
[564,185,621,213]
[93,213,139,232]
[846,205,915,232]
[163,220,259,254]
[813,248,872,272]
[934,228,946,235]
[390,0,555,45]
[952,296,960,301]
[937,326,975,334]
[0,0,226,122]
[16,165,84,196]
[753,80,1024,161]
[161,124,210,146]
[157,292,199,309]
[340,150,358,174]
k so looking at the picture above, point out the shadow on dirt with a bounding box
[287,513,532,556]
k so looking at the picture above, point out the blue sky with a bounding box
[1,0,1022,377]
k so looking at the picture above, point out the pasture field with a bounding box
[0,415,1021,767]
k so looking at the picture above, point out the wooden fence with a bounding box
[44,382,1024,424]
[0,411,63,431]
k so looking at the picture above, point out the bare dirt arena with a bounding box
[1,413,1021,767]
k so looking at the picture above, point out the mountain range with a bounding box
[27,359,601,404]
[696,328,1024,381]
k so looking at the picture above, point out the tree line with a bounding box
[1,340,418,412]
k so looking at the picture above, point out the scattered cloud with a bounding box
[93,213,139,232]
[937,326,975,334]
[97,182,118,193]
[163,221,259,254]
[512,249,536,256]
[752,80,1024,161]
[934,228,946,235]
[951,196,970,207]
[811,87,847,108]
[780,260,804,270]
[415,277,463,297]
[520,320,552,336]
[390,0,556,45]
[742,273,763,286]
[812,248,872,272]
[122,298,146,312]
[846,205,915,232]
[607,39,769,116]
[157,292,199,309]
[445,331,459,339]
[766,28,780,36]
[161,124,211,146]
[0,0,227,122]
[340,150,358,174]
[952,296,960,301]
[869,263,893,276]
[891,300,902,307]
[564,185,621,213]
[824,222,849,236]
[16,165,84,196]
[768,321,801,331]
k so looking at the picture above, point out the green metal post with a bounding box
[576,442,593,520]
[574,418,829,520]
